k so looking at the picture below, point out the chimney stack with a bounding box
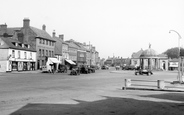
[23,18,30,28]
[59,34,64,41]
[52,30,56,37]
[42,24,46,31]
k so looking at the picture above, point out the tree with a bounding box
[163,47,184,59]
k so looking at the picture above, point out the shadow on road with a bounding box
[10,94,184,115]
[140,93,184,101]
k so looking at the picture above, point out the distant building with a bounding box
[131,45,168,70]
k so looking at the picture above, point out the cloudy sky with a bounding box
[1,0,184,59]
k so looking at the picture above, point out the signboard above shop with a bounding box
[169,62,178,67]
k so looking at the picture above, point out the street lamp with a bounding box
[169,30,182,83]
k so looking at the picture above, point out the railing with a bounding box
[123,79,184,91]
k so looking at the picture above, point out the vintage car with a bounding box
[70,66,80,75]
[80,65,90,74]
[135,69,153,76]
[89,66,96,73]
[101,65,109,70]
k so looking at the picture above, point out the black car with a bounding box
[135,69,153,76]
[89,66,96,73]
[101,65,109,70]
[80,65,90,74]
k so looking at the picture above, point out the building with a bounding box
[131,45,168,71]
[65,39,78,65]
[21,18,56,69]
[0,24,36,72]
[52,31,62,63]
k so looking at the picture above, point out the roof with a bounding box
[30,27,55,41]
[53,37,62,55]
[0,27,21,36]
[0,37,36,52]
[140,45,158,58]
[131,49,144,58]
[65,41,79,49]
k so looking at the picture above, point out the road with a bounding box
[0,68,184,115]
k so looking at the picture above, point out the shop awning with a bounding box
[49,58,61,63]
[65,59,76,65]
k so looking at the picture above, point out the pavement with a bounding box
[111,70,184,92]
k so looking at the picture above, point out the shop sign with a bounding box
[169,62,178,67]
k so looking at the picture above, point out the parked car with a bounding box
[101,65,109,70]
[89,66,96,73]
[135,69,153,76]
[80,65,90,74]
[70,66,80,75]
[122,65,136,70]
[115,65,120,70]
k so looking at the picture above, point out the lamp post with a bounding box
[169,30,182,83]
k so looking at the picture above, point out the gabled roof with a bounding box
[0,37,36,52]
[30,27,55,41]
[53,37,62,55]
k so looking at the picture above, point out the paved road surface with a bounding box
[0,68,184,115]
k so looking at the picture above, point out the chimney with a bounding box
[0,23,7,31]
[52,30,56,37]
[59,34,64,41]
[23,18,30,28]
[42,24,46,31]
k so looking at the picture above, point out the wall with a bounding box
[0,49,8,72]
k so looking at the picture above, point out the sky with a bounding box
[1,0,184,59]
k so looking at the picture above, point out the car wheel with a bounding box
[147,72,150,76]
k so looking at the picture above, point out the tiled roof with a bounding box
[0,37,36,52]
[6,27,21,35]
[30,27,55,41]
[65,41,79,49]
[53,37,62,55]
[0,27,21,36]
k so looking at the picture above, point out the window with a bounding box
[39,39,41,44]
[46,40,48,45]
[18,51,20,58]
[43,40,45,44]
[49,41,51,46]
[46,50,48,56]
[49,51,51,57]
[42,49,44,56]
[12,50,15,58]
[52,51,53,57]
[39,49,41,57]
[24,52,27,59]
[30,52,32,59]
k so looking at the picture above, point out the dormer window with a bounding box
[28,45,30,48]
[15,43,18,46]
[18,43,21,47]
[12,42,16,46]
[22,44,24,48]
